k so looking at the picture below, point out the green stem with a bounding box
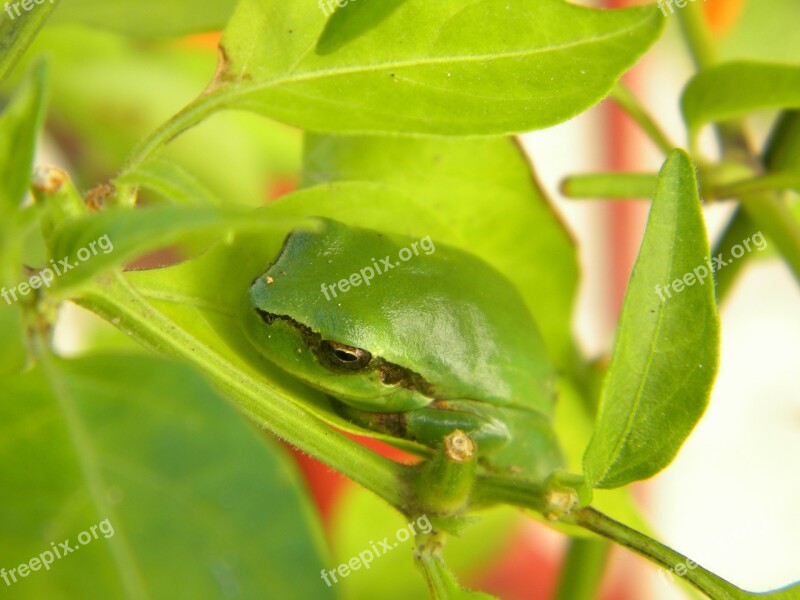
[471,475,547,513]
[561,172,658,199]
[711,208,756,303]
[737,192,800,281]
[120,90,226,174]
[554,538,610,600]
[76,272,407,508]
[610,83,676,155]
[564,508,742,600]
[677,3,717,71]
[712,172,800,198]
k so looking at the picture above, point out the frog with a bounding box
[242,218,562,478]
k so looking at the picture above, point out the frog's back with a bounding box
[254,219,555,417]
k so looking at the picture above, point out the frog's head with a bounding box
[242,229,436,413]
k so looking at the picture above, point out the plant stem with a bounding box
[120,90,225,173]
[610,83,676,155]
[564,507,742,600]
[561,172,658,199]
[677,3,717,71]
[711,207,755,303]
[471,474,547,513]
[553,538,610,600]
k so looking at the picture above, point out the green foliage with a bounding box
[208,0,663,135]
[683,61,800,143]
[0,353,331,599]
[0,60,46,209]
[0,0,58,81]
[0,1,797,599]
[583,150,719,489]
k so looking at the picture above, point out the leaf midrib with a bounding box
[595,201,681,486]
[224,14,654,93]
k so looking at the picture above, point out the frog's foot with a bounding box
[331,399,512,455]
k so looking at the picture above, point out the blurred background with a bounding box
[8,0,798,598]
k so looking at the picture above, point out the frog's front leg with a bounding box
[332,399,512,455]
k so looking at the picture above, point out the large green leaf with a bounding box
[204,0,663,135]
[682,61,800,141]
[49,0,237,38]
[0,353,332,599]
[302,134,579,368]
[583,150,720,489]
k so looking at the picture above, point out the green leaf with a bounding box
[206,0,663,135]
[682,61,800,142]
[40,204,300,293]
[0,59,47,212]
[0,353,332,599]
[582,150,720,489]
[49,0,238,38]
[0,61,47,375]
[0,0,58,81]
[302,134,579,368]
[561,172,658,199]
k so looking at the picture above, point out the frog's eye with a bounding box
[319,341,372,371]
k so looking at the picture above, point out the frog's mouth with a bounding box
[254,308,436,410]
